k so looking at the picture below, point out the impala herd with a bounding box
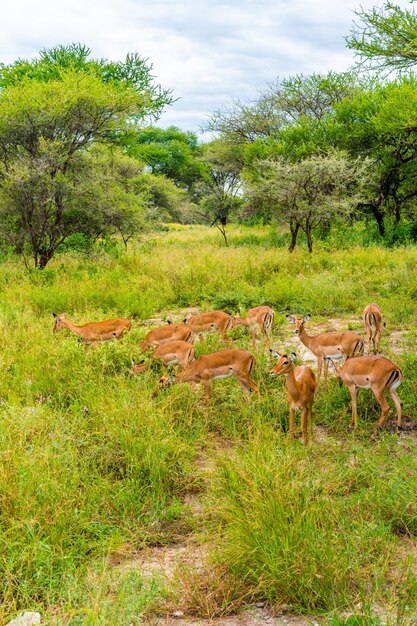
[52,301,403,443]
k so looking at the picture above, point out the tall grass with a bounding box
[0,224,416,623]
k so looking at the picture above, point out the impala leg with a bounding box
[390,389,403,433]
[202,381,212,403]
[347,385,358,431]
[235,370,259,401]
[301,407,308,446]
[323,358,330,386]
[371,387,390,440]
[308,403,313,442]
[375,330,382,354]
[289,405,295,439]
[366,331,372,355]
[316,357,323,385]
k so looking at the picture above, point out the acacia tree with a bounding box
[194,140,244,245]
[245,152,369,252]
[0,46,173,268]
[347,2,417,72]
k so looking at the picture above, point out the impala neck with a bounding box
[61,318,83,336]
[284,368,302,401]
[298,325,313,349]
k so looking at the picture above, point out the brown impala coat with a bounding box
[287,314,364,384]
[184,311,235,344]
[139,323,193,352]
[362,303,384,353]
[158,348,259,402]
[234,305,275,348]
[53,313,131,343]
[270,351,316,444]
[333,355,403,439]
[131,340,195,375]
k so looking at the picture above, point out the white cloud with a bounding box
[1,0,412,135]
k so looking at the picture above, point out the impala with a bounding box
[270,351,316,444]
[287,314,364,384]
[234,305,275,348]
[131,340,195,375]
[363,303,385,354]
[331,355,403,439]
[139,323,193,352]
[53,313,131,343]
[157,348,259,402]
[184,311,235,345]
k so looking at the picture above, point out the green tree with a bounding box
[330,76,417,234]
[0,69,163,268]
[0,43,173,119]
[121,126,205,189]
[245,152,369,252]
[347,2,417,72]
[194,140,243,245]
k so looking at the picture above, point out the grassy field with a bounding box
[0,225,417,625]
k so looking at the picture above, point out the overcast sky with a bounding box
[2,0,412,136]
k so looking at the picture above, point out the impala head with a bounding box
[270,350,296,377]
[52,312,65,333]
[286,314,310,335]
[130,358,148,376]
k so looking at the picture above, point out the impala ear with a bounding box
[286,315,296,323]
[131,358,135,368]
[270,349,280,358]
[53,312,58,318]
[290,353,296,362]
[303,314,311,322]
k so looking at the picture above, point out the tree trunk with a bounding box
[288,221,300,252]
[305,223,313,253]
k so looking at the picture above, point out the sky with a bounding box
[1,0,412,136]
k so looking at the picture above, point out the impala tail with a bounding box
[385,368,402,391]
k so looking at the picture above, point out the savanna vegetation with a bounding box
[1,2,417,624]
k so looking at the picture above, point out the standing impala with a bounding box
[363,303,384,354]
[139,323,193,352]
[287,314,364,384]
[184,311,235,345]
[270,351,316,444]
[131,340,195,375]
[157,349,259,402]
[234,306,275,348]
[53,313,131,343]
[332,355,403,439]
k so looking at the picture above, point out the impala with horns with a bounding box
[287,314,364,384]
[131,340,195,375]
[234,306,275,348]
[157,349,259,402]
[139,323,193,352]
[184,311,235,345]
[363,303,385,354]
[53,313,131,343]
[270,351,316,444]
[331,355,403,439]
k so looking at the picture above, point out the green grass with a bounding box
[0,224,416,623]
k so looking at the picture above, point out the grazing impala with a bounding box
[184,311,235,345]
[363,303,384,354]
[139,323,193,352]
[53,313,131,343]
[287,314,364,384]
[157,349,259,402]
[234,306,275,348]
[332,355,403,439]
[270,351,316,444]
[131,340,195,375]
